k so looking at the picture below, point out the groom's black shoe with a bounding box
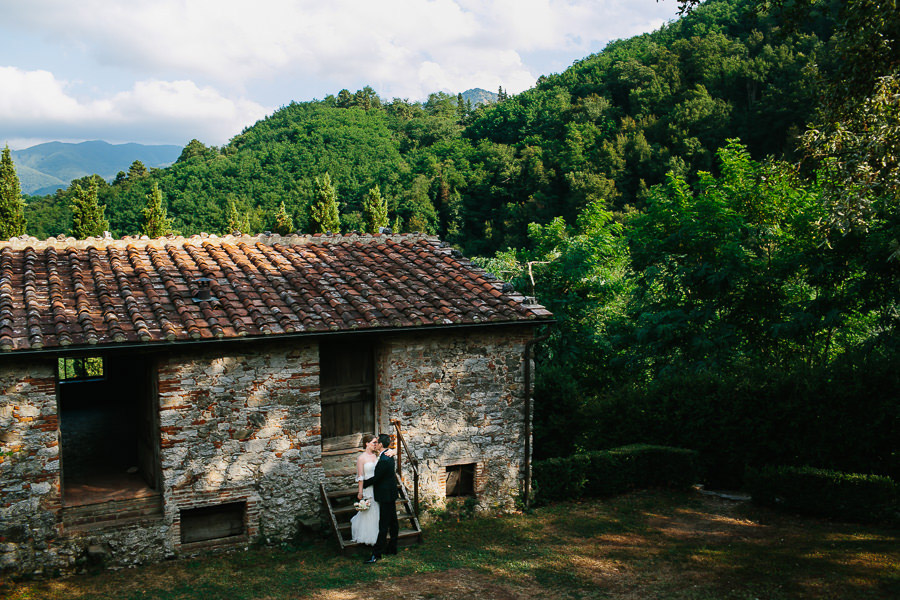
[364,555,379,563]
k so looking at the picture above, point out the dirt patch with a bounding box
[299,568,543,600]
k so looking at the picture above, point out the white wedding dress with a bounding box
[351,460,380,545]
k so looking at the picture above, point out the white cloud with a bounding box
[0,67,269,147]
[4,0,677,98]
[0,1,679,145]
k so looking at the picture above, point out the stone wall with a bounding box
[1,325,537,576]
[378,327,532,512]
[158,341,323,548]
[0,341,323,576]
[0,359,62,573]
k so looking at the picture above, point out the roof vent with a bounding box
[193,277,215,302]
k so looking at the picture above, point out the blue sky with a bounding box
[0,0,679,150]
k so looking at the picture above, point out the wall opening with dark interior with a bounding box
[57,354,160,504]
[180,502,246,545]
[446,463,475,497]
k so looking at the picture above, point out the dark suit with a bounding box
[363,451,399,556]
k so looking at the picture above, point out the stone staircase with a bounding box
[320,482,422,553]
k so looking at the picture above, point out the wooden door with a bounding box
[320,342,375,451]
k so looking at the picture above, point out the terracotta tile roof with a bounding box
[0,233,552,353]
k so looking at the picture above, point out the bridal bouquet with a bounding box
[353,499,371,511]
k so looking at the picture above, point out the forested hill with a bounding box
[25,0,834,256]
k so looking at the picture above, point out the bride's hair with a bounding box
[361,434,375,448]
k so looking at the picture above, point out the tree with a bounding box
[71,177,109,239]
[336,89,353,108]
[309,173,341,233]
[0,146,26,239]
[362,185,389,233]
[128,160,148,179]
[142,181,173,238]
[457,92,467,120]
[272,201,295,235]
[225,200,250,234]
[177,139,216,163]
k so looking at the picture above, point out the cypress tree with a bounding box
[226,200,250,234]
[362,185,389,233]
[142,181,173,238]
[71,177,109,239]
[310,173,341,233]
[272,201,295,235]
[0,145,26,239]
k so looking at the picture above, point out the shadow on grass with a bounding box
[2,490,897,600]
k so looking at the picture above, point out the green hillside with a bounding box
[29,0,833,255]
[13,163,66,196]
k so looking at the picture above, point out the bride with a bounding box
[350,434,381,545]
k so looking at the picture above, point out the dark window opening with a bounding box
[320,341,375,451]
[59,355,160,506]
[180,502,246,544]
[58,356,105,381]
[446,463,475,497]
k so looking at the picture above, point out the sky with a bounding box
[0,0,680,150]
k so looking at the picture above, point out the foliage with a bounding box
[226,200,250,234]
[70,176,109,239]
[362,185,389,233]
[801,73,900,232]
[0,146,26,239]
[747,465,900,526]
[582,348,900,488]
[532,444,699,503]
[272,201,295,235]
[21,0,834,254]
[142,181,173,238]
[309,173,341,233]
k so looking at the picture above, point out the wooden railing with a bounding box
[391,419,419,517]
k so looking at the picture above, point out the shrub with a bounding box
[533,444,699,503]
[746,465,900,526]
[576,350,900,488]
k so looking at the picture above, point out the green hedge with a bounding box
[544,349,900,489]
[746,465,900,526]
[533,444,699,503]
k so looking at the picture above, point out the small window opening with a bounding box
[58,356,105,382]
[180,502,247,544]
[446,463,475,497]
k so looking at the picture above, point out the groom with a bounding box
[363,433,399,563]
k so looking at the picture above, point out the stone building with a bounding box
[0,232,551,575]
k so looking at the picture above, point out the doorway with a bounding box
[319,341,376,476]
[57,354,160,506]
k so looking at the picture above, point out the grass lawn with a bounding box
[2,489,897,599]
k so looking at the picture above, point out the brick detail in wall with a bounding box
[437,461,486,496]
[169,487,260,553]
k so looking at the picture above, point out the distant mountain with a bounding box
[12,140,182,195]
[461,88,498,106]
